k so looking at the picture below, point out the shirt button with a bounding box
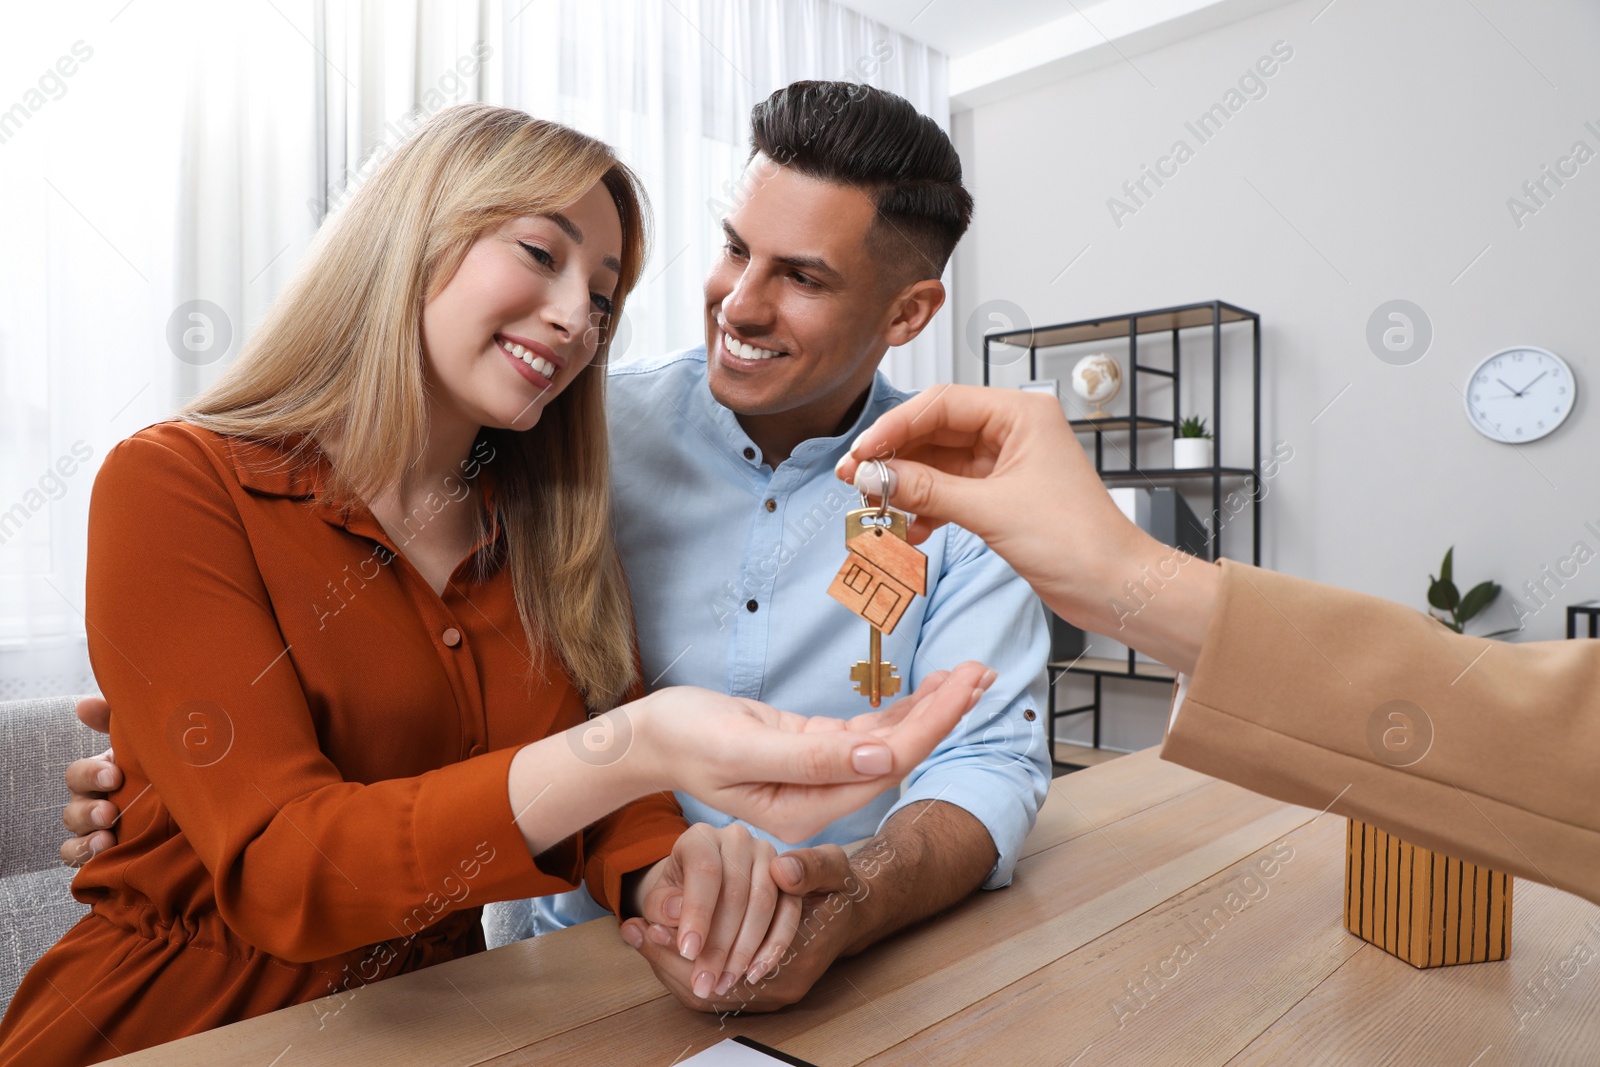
[746,599,759,613]
[468,744,486,757]
[1023,708,1038,721]
[441,627,462,647]
[764,498,777,512]
[742,447,756,461]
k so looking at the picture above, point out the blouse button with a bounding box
[764,498,777,512]
[742,447,756,461]
[441,627,462,647]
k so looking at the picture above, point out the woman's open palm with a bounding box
[645,661,993,842]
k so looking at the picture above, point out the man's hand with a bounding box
[620,843,864,1013]
[626,824,804,1001]
[61,696,122,867]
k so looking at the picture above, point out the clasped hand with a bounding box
[626,822,803,1002]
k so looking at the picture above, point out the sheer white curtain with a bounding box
[0,0,949,698]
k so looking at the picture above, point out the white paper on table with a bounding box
[677,1037,814,1065]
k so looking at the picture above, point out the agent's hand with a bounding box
[627,824,802,1002]
[836,386,1217,675]
[640,662,995,844]
[836,386,1136,607]
[61,696,122,867]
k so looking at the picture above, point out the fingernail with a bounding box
[620,924,643,949]
[849,431,869,455]
[980,668,998,689]
[664,894,682,920]
[693,970,715,999]
[777,855,803,884]
[969,687,985,709]
[715,971,737,996]
[647,923,673,946]
[852,745,892,775]
[834,453,850,477]
[680,931,702,961]
[97,769,115,789]
[853,464,885,497]
[746,959,769,984]
[92,807,109,829]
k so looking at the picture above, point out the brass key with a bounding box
[845,508,905,706]
[851,624,899,706]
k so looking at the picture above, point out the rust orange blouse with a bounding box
[0,421,686,1066]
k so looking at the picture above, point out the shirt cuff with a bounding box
[584,827,684,919]
[411,746,583,904]
[1169,673,1193,733]
[882,771,1032,891]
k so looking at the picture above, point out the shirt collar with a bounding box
[694,357,904,469]
[223,432,503,553]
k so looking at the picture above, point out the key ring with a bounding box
[857,458,893,517]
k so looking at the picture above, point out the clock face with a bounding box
[1464,347,1576,444]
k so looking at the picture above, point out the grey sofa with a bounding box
[0,696,103,1015]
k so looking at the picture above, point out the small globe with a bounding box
[1071,354,1122,416]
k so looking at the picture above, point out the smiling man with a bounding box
[519,80,1051,1008]
[61,81,1051,1013]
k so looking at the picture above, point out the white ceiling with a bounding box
[846,0,1301,109]
[844,0,1083,58]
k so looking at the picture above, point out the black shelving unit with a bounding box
[981,301,1262,768]
[1567,602,1599,639]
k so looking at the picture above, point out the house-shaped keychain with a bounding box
[827,526,928,635]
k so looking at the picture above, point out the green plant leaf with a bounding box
[1439,546,1453,588]
[1457,580,1501,623]
[1427,576,1459,612]
[1479,626,1521,639]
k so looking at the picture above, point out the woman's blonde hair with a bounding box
[182,103,647,711]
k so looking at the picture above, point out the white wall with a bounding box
[951,0,1600,750]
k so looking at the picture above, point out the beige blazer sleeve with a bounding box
[1161,559,1600,906]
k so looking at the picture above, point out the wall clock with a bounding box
[1464,346,1576,444]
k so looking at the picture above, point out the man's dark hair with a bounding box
[748,80,973,285]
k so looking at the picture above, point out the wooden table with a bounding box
[108,749,1600,1066]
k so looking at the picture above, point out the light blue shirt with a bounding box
[491,346,1049,942]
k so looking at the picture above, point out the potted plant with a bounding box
[1172,416,1213,469]
[1427,547,1518,637]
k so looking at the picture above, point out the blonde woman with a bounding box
[0,104,991,1065]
